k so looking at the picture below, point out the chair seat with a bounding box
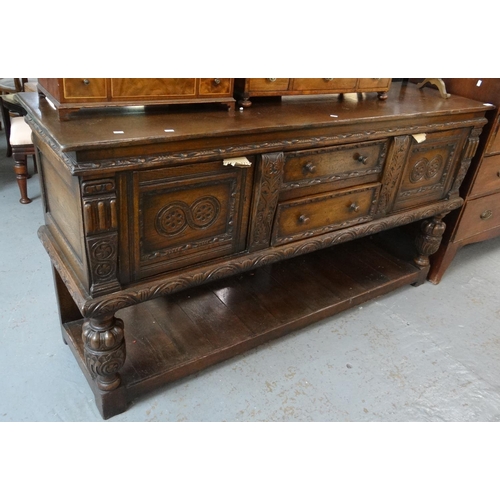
[10,116,33,146]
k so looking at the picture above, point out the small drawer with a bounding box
[357,78,391,91]
[248,78,290,91]
[198,78,233,96]
[63,78,107,100]
[272,183,380,245]
[291,78,357,92]
[470,155,500,197]
[282,140,387,190]
[455,192,500,241]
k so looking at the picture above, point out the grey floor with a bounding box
[2,128,500,422]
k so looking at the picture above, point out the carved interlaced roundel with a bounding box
[410,154,443,183]
[155,196,221,237]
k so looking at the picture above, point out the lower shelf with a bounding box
[62,230,426,418]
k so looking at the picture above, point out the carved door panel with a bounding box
[393,128,469,211]
[129,160,253,281]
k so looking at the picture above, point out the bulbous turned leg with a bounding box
[414,214,447,268]
[82,315,126,391]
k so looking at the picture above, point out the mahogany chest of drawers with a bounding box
[17,82,486,418]
[234,78,392,107]
[428,79,500,283]
[36,78,236,119]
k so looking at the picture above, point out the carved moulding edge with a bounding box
[71,118,487,174]
[81,197,464,318]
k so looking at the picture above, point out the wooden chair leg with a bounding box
[12,149,32,204]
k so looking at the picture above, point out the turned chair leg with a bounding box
[12,148,31,204]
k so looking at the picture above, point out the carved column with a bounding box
[82,314,125,391]
[414,214,448,268]
[247,152,285,252]
[82,178,121,296]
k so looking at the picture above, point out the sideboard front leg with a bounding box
[82,314,126,392]
[413,214,447,285]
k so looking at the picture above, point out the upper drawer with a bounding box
[248,78,290,91]
[62,78,107,100]
[486,117,500,155]
[291,78,357,91]
[357,78,391,91]
[272,183,380,245]
[198,78,233,96]
[470,155,500,197]
[111,78,196,98]
[282,140,388,190]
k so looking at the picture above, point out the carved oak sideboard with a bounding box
[17,82,487,419]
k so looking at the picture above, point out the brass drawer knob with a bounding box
[324,78,333,82]
[356,154,368,164]
[303,162,316,174]
[214,79,221,85]
[267,78,277,82]
[83,79,90,85]
[298,214,310,224]
[480,210,493,220]
[349,202,360,213]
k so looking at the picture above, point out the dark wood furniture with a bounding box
[36,78,236,119]
[17,82,487,419]
[428,79,500,283]
[234,78,392,108]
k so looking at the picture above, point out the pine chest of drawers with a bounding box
[18,82,486,418]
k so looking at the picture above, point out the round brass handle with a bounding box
[349,202,360,213]
[356,154,368,164]
[298,214,310,224]
[324,78,334,82]
[480,210,493,220]
[267,78,277,82]
[303,162,316,174]
[83,79,90,85]
[214,79,221,85]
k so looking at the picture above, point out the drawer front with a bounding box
[198,78,233,96]
[357,78,391,91]
[111,78,196,99]
[282,140,387,190]
[272,183,380,245]
[131,161,252,280]
[486,118,500,155]
[470,155,500,197]
[393,128,468,211]
[455,192,500,241]
[248,78,290,91]
[62,78,107,100]
[291,78,357,91]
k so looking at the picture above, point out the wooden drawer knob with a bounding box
[356,154,368,164]
[303,162,316,174]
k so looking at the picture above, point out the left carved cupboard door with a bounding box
[128,160,254,281]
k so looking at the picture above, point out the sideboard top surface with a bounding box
[17,82,491,158]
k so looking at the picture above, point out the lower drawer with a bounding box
[272,183,380,245]
[455,192,500,241]
[291,78,357,92]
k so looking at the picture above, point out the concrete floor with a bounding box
[2,127,500,422]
